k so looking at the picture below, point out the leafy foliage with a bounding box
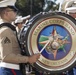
[16,0,44,16]
[16,0,59,16]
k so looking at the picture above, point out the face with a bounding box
[5,8,17,22]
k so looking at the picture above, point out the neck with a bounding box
[1,15,12,23]
[3,19,12,23]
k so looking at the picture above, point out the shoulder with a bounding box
[0,26,13,35]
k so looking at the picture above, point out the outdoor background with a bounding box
[15,0,63,17]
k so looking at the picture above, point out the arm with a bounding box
[0,27,40,64]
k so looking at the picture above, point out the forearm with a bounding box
[2,53,29,64]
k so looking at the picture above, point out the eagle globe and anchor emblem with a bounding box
[39,26,71,60]
[21,12,76,73]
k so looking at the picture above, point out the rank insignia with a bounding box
[4,37,11,44]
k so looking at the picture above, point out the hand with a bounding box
[15,15,30,24]
[15,16,23,24]
[28,53,40,64]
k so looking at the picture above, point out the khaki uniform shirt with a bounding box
[0,19,28,64]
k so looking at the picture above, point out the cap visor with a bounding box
[7,6,18,11]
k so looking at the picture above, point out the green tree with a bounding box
[16,0,59,16]
[43,0,59,12]
[16,0,44,16]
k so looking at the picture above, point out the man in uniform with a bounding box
[0,0,40,75]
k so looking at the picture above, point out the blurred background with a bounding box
[15,0,63,16]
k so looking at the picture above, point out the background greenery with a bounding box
[15,0,59,17]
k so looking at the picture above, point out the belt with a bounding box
[0,62,19,70]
